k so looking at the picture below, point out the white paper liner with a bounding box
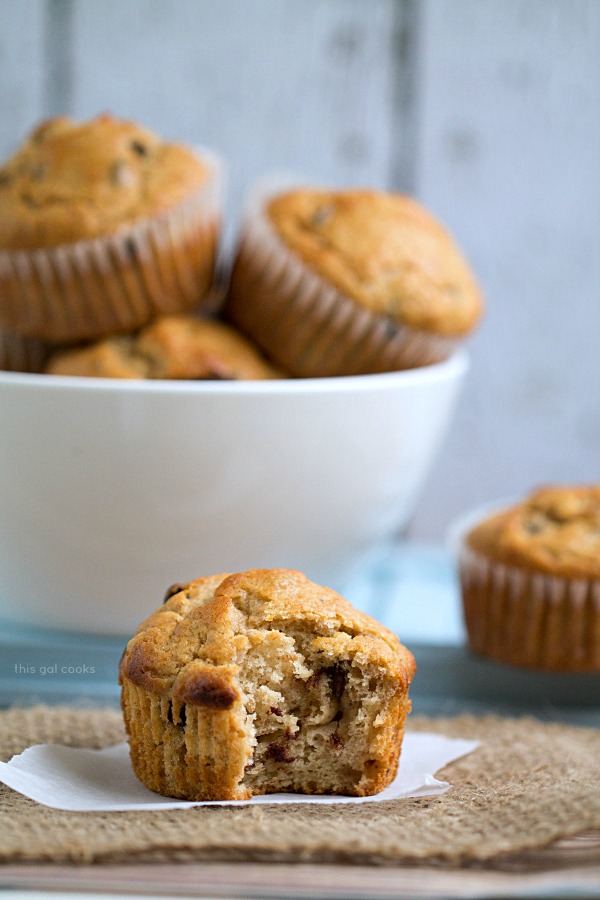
[452,505,600,671]
[0,732,478,812]
[0,150,223,343]
[225,178,458,377]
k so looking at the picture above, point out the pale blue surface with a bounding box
[1,543,598,724]
[345,542,465,645]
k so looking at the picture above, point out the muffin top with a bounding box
[44,314,283,380]
[466,485,600,579]
[119,568,416,699]
[265,188,483,336]
[0,114,210,249]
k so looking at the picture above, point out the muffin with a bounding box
[458,485,600,671]
[44,314,283,380]
[0,114,221,343]
[224,186,482,377]
[119,568,416,800]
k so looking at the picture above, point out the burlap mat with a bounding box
[0,706,599,866]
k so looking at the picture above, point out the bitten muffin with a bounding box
[458,485,600,671]
[44,314,283,380]
[224,186,482,377]
[119,568,416,800]
[0,114,221,342]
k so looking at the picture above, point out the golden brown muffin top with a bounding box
[265,188,483,336]
[119,568,416,700]
[44,314,283,380]
[466,485,600,579]
[0,114,209,249]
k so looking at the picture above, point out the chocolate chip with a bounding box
[311,205,333,226]
[180,673,238,710]
[330,732,343,748]
[163,583,188,604]
[325,664,346,702]
[131,140,148,156]
[525,519,544,534]
[265,741,294,763]
[270,706,284,717]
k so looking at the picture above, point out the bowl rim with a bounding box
[0,349,469,396]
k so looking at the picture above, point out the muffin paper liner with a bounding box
[0,151,223,343]
[0,328,58,372]
[225,181,457,377]
[0,726,478,811]
[457,535,600,672]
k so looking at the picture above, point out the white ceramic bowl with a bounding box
[0,351,468,635]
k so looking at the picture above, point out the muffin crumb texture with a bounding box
[119,568,415,800]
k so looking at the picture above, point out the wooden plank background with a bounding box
[1,0,598,539]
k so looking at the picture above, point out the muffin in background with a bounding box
[0,114,222,343]
[224,186,482,377]
[44,313,284,380]
[457,485,600,671]
[120,567,415,800]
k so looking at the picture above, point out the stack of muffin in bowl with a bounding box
[1,114,596,677]
[0,113,483,380]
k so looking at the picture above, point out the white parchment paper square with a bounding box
[0,733,478,811]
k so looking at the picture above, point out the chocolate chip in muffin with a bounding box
[179,671,238,710]
[330,731,344,749]
[311,204,334,227]
[130,139,149,157]
[264,731,295,764]
[325,664,346,702]
[163,582,189,603]
[524,518,545,535]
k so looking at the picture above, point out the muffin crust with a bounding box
[0,114,209,249]
[467,486,600,580]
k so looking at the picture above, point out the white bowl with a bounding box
[0,352,468,635]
